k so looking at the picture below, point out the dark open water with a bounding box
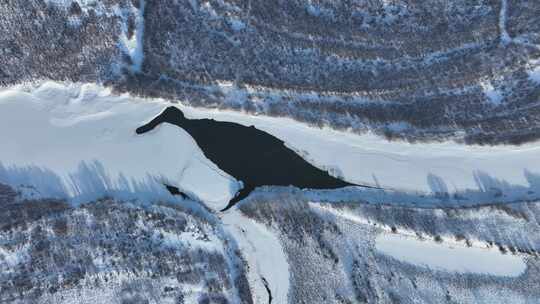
[137,107,375,210]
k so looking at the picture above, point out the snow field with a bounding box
[0,82,239,210]
[221,208,290,304]
[375,233,526,277]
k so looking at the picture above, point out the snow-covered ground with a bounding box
[311,202,527,277]
[375,233,526,277]
[221,208,290,304]
[4,81,540,208]
[498,0,512,44]
[117,0,146,72]
[178,105,540,200]
[0,82,239,209]
[45,0,145,72]
[3,81,538,302]
[480,79,503,105]
[528,58,540,83]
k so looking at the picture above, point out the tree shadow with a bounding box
[0,160,181,205]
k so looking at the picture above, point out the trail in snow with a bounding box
[45,0,145,72]
[128,0,145,72]
[499,0,511,44]
[221,208,289,304]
